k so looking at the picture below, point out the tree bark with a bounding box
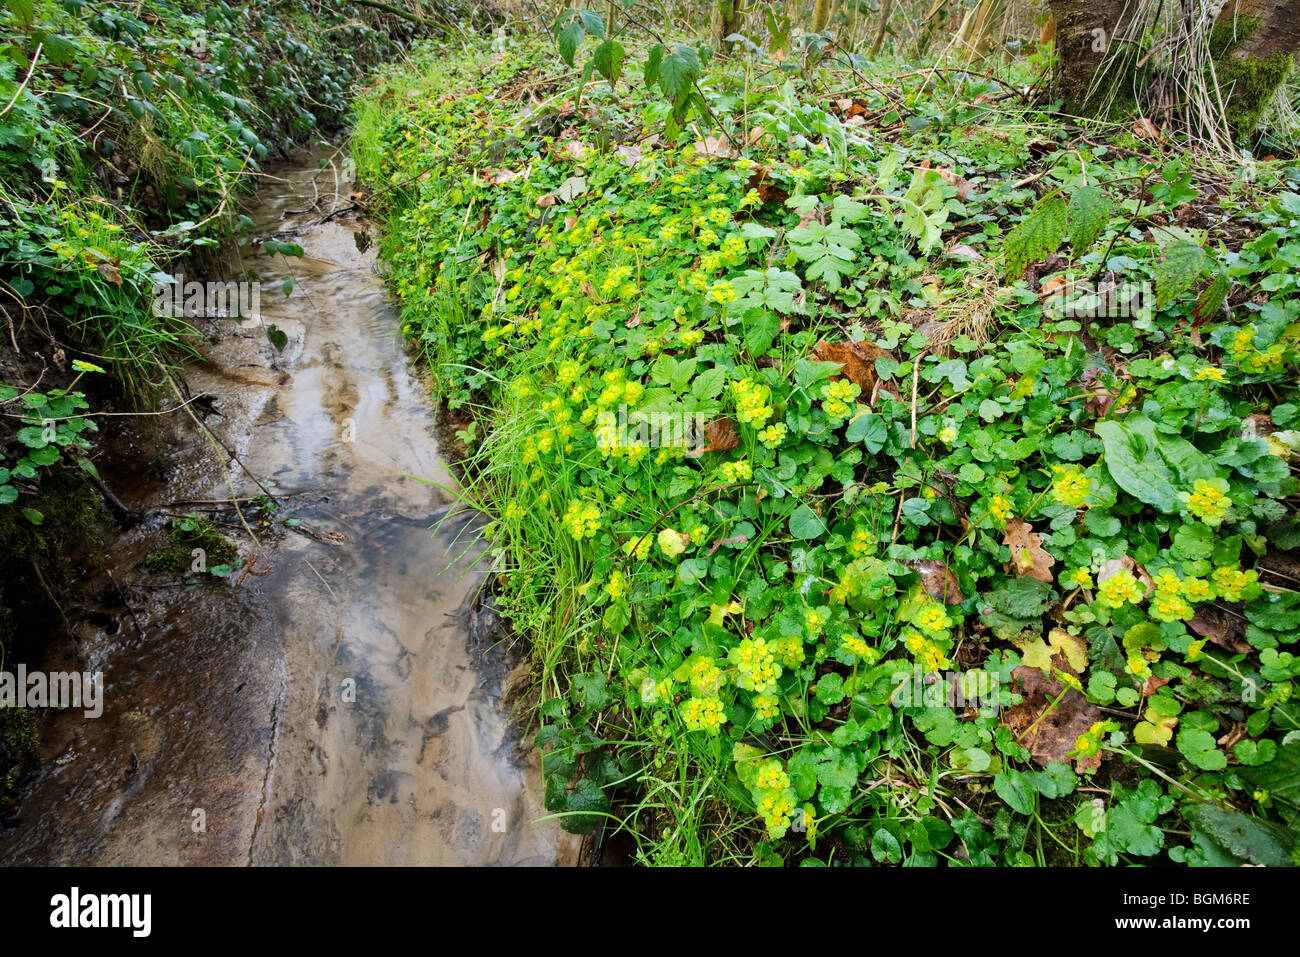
[1213,0,1300,133]
[1047,0,1140,115]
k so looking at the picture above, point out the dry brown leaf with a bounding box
[811,339,899,399]
[96,263,123,286]
[1133,116,1162,139]
[615,144,644,167]
[535,193,557,208]
[685,418,740,458]
[692,135,734,159]
[905,559,965,604]
[483,167,523,185]
[1003,666,1102,772]
[936,166,973,200]
[1188,603,1250,654]
[1003,518,1056,583]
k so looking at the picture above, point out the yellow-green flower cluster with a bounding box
[1212,565,1259,602]
[903,626,950,671]
[1096,568,1144,608]
[1050,465,1092,509]
[730,377,773,428]
[1183,478,1230,525]
[561,499,602,540]
[729,637,782,694]
[680,696,725,733]
[821,378,861,423]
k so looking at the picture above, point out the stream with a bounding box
[0,149,577,866]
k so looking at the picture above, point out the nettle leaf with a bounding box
[657,44,700,101]
[556,20,585,66]
[731,267,805,313]
[591,38,624,84]
[1194,269,1229,324]
[575,9,606,36]
[1068,185,1113,256]
[1153,239,1209,308]
[1001,195,1066,278]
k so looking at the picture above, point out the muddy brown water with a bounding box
[0,149,577,866]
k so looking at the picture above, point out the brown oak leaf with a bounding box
[1003,518,1056,583]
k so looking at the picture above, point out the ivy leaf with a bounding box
[1001,195,1066,278]
[1153,240,1209,308]
[1067,185,1113,257]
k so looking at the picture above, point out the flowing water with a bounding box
[0,149,576,866]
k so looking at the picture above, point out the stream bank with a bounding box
[0,148,577,866]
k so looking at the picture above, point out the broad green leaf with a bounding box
[1002,195,1066,278]
[1068,185,1113,256]
[1153,240,1209,308]
[1096,420,1178,512]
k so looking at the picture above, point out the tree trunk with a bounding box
[712,0,743,55]
[1213,0,1300,133]
[1047,0,1140,115]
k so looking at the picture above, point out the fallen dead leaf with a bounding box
[1133,116,1162,139]
[811,339,900,399]
[1003,518,1056,583]
[936,166,973,200]
[535,193,557,208]
[905,559,965,604]
[1003,663,1102,772]
[685,418,740,458]
[692,135,735,159]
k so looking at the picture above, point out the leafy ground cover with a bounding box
[355,30,1300,865]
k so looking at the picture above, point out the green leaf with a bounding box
[575,9,605,36]
[591,38,624,84]
[1194,269,1229,324]
[1153,240,1209,308]
[1240,741,1300,805]
[266,324,288,352]
[658,45,700,101]
[1067,185,1113,257]
[845,412,886,452]
[643,43,665,88]
[0,485,16,505]
[556,21,585,67]
[26,446,59,467]
[1176,727,1227,771]
[1002,195,1066,278]
[789,504,827,540]
[994,770,1035,814]
[1184,803,1295,867]
[1096,420,1178,513]
[21,507,44,525]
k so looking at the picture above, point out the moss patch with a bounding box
[1218,50,1295,133]
[145,515,237,576]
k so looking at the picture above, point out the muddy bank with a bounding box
[0,149,577,866]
